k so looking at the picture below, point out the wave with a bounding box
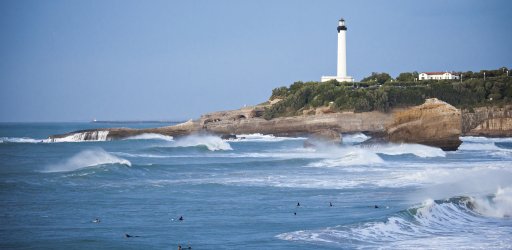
[231,133,306,142]
[459,141,512,152]
[308,148,384,167]
[342,133,371,145]
[462,136,512,143]
[0,137,43,143]
[44,148,131,172]
[123,133,174,141]
[368,143,446,158]
[171,134,232,151]
[277,190,512,248]
[47,131,110,142]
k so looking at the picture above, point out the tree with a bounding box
[396,72,419,82]
[361,72,393,84]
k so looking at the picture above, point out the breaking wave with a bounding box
[308,148,384,167]
[277,190,512,248]
[0,137,43,143]
[172,135,232,151]
[459,142,511,152]
[307,143,444,168]
[47,131,110,142]
[369,143,446,158]
[342,133,370,145]
[124,133,174,141]
[232,133,305,142]
[462,136,512,143]
[44,148,131,172]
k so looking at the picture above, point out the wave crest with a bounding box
[173,135,232,151]
[0,137,42,143]
[277,191,512,248]
[124,133,174,141]
[44,148,131,172]
[369,143,446,158]
[232,133,305,142]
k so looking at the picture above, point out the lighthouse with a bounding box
[321,18,354,82]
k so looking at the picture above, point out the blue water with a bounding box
[1,123,512,249]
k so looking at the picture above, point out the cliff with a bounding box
[462,105,512,137]
[200,109,392,136]
[386,98,462,150]
[48,99,466,150]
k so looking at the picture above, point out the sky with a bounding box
[0,0,511,122]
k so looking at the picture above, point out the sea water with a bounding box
[1,123,511,249]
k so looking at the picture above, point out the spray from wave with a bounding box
[44,148,131,173]
[0,137,43,143]
[368,143,446,158]
[48,131,110,142]
[232,133,306,142]
[124,133,174,141]
[172,134,232,151]
[1,131,110,143]
[308,147,384,167]
[277,190,512,248]
[342,133,371,145]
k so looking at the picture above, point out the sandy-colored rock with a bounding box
[462,105,512,137]
[49,98,470,151]
[386,98,462,150]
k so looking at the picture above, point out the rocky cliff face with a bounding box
[48,119,201,142]
[462,105,512,137]
[386,98,462,150]
[48,99,467,150]
[200,110,393,136]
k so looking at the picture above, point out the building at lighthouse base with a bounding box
[320,76,354,82]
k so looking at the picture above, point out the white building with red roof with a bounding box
[419,72,460,81]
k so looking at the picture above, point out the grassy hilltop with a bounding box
[263,67,512,119]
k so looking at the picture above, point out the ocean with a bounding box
[1,122,511,249]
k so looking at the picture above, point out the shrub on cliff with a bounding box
[263,68,512,119]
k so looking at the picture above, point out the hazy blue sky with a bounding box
[1,0,511,122]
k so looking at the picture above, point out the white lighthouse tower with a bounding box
[321,18,354,82]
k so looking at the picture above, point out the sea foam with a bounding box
[172,134,232,151]
[124,133,174,141]
[232,133,306,142]
[277,192,512,248]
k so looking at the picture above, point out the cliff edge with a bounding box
[48,99,465,150]
[386,98,462,150]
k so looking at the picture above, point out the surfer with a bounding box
[179,216,184,221]
[374,205,379,208]
[297,202,300,207]
[329,202,333,207]
[294,212,297,215]
[125,234,140,238]
[92,218,100,223]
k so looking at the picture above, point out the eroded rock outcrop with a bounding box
[48,98,467,151]
[386,98,462,151]
[462,105,512,137]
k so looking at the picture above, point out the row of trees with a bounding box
[358,67,510,84]
[263,67,512,120]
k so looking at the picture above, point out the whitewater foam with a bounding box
[0,137,43,143]
[308,148,384,167]
[277,194,512,248]
[172,134,232,151]
[342,133,371,145]
[44,148,131,172]
[48,131,110,142]
[124,133,174,141]
[459,141,511,152]
[369,143,446,158]
[232,133,305,142]
[472,187,512,218]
